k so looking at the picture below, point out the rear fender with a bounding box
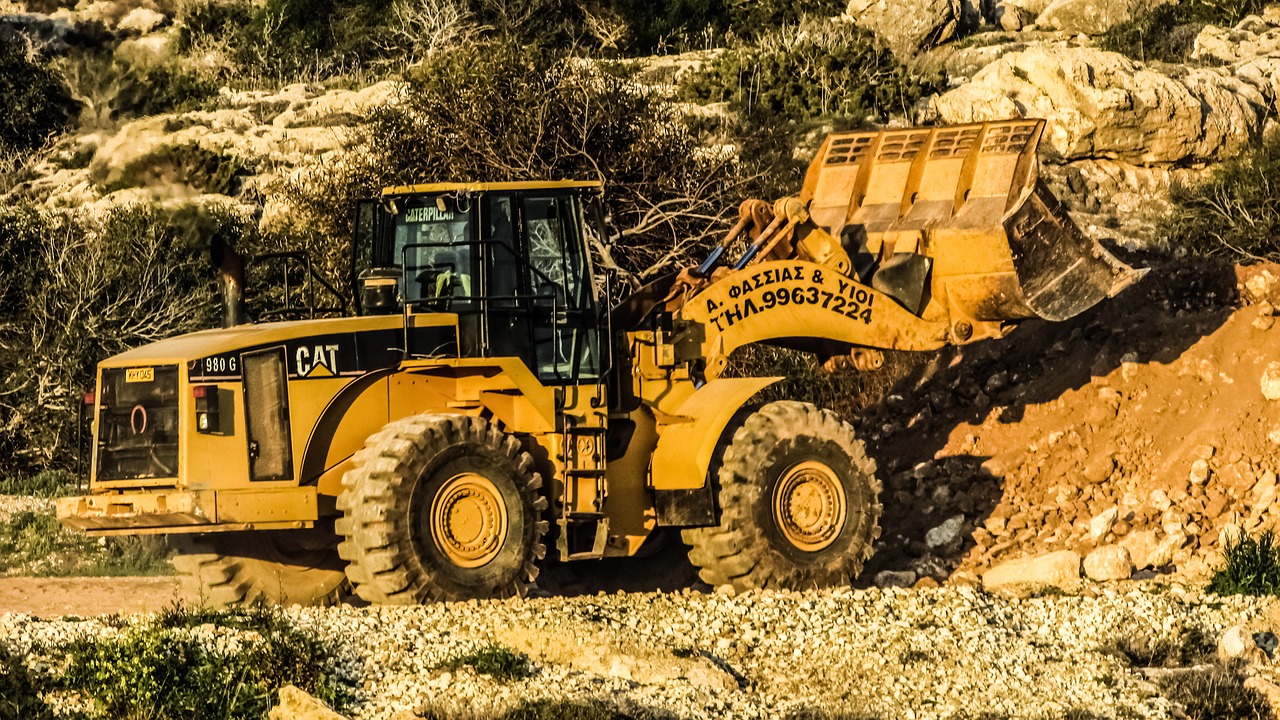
[649,377,781,490]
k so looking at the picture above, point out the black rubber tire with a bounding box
[681,400,881,592]
[336,414,548,603]
[170,526,347,608]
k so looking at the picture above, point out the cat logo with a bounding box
[404,206,454,223]
[296,344,340,378]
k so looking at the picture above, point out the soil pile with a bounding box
[859,259,1280,586]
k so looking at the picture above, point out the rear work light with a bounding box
[193,385,221,434]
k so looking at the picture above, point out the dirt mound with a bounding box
[857,259,1280,586]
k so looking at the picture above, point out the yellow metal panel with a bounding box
[217,487,318,523]
[650,377,782,490]
[382,180,602,196]
[57,489,217,530]
[679,259,949,378]
[603,407,659,552]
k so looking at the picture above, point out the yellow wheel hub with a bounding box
[772,460,847,552]
[430,473,508,568]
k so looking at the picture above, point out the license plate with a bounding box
[125,367,154,383]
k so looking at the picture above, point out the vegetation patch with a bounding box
[1208,529,1280,596]
[0,38,78,156]
[0,470,75,498]
[0,509,172,577]
[1157,130,1280,261]
[680,22,941,128]
[1103,625,1214,667]
[101,142,250,195]
[1101,0,1269,64]
[63,605,354,720]
[1155,665,1271,720]
[441,643,535,681]
[0,641,53,720]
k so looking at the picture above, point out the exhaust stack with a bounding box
[210,235,247,328]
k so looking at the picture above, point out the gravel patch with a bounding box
[3,583,1276,719]
[0,494,54,521]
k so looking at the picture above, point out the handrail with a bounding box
[249,251,347,320]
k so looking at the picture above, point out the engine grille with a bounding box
[96,366,180,481]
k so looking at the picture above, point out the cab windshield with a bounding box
[391,195,474,307]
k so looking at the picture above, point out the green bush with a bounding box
[63,605,353,720]
[55,48,220,123]
[442,643,534,680]
[0,469,74,497]
[1160,131,1280,260]
[1208,530,1280,596]
[680,23,941,127]
[1101,0,1269,64]
[0,642,52,720]
[110,61,221,117]
[0,38,78,155]
[100,142,250,194]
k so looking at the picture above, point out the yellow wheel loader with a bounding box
[57,120,1141,605]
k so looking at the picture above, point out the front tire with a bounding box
[337,414,548,603]
[682,401,881,592]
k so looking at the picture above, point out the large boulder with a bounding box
[931,46,1267,165]
[845,0,963,56]
[1035,0,1169,36]
[268,686,348,720]
[1193,18,1280,65]
[982,550,1081,589]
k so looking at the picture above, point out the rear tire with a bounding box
[681,401,881,592]
[170,527,347,608]
[337,414,548,603]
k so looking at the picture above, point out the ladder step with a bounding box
[565,425,606,434]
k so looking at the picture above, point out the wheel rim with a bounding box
[430,472,508,568]
[772,460,847,552]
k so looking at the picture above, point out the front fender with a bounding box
[649,377,781,490]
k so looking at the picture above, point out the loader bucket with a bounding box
[800,119,1141,324]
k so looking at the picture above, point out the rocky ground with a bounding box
[857,260,1280,593]
[6,583,1280,720]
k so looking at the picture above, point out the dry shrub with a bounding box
[275,42,773,293]
[0,204,245,474]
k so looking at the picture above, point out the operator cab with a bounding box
[352,181,608,384]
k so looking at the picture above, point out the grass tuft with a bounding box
[1156,665,1271,720]
[441,643,535,681]
[1209,530,1280,596]
[1104,625,1214,668]
[0,510,173,577]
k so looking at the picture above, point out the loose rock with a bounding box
[1083,545,1133,581]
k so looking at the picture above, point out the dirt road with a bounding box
[0,576,186,617]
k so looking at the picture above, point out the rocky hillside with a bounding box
[4,0,1280,251]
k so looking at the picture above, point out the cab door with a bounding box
[482,191,602,385]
